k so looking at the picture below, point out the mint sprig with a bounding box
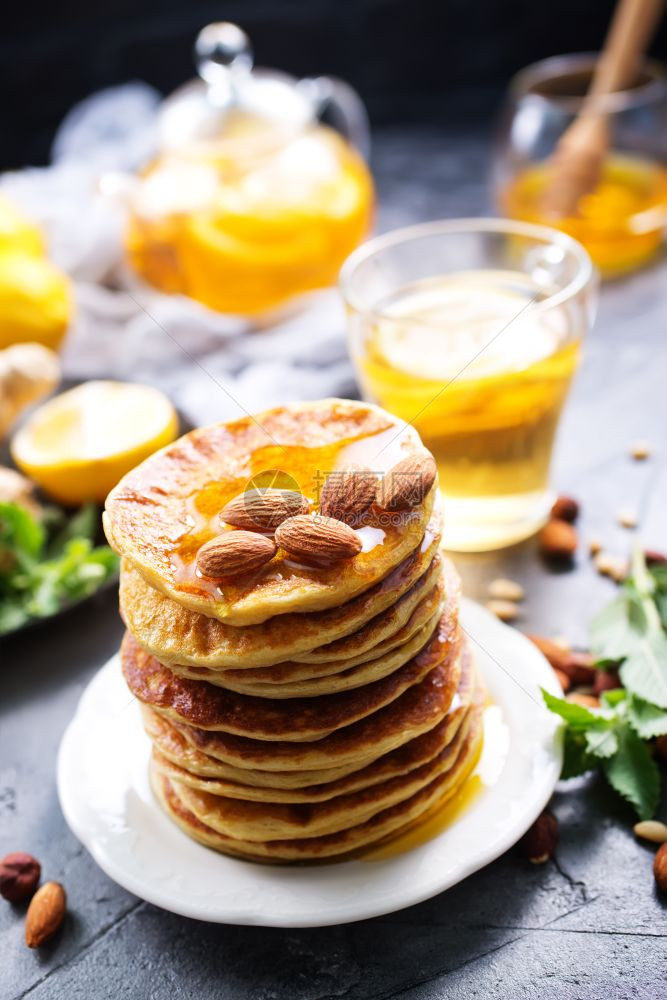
[543,548,667,820]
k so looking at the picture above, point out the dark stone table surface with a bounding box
[1,125,666,999]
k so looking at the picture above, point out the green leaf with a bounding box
[585,727,619,758]
[541,689,609,730]
[561,729,595,779]
[601,688,627,709]
[619,631,667,709]
[0,502,45,563]
[590,590,645,663]
[602,724,660,820]
[627,696,667,739]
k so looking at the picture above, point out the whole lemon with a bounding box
[0,250,73,351]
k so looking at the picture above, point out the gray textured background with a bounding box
[1,126,666,998]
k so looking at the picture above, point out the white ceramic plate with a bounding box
[57,598,562,927]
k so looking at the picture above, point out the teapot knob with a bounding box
[195,22,254,85]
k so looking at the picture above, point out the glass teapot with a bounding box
[120,23,374,316]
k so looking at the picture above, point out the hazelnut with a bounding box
[594,669,620,696]
[0,852,41,903]
[645,550,667,567]
[550,495,579,523]
[653,843,667,894]
[539,519,577,561]
[519,811,559,863]
[553,668,571,693]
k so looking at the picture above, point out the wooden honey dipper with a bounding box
[543,0,664,218]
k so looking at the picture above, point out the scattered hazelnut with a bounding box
[25,881,66,948]
[594,552,628,583]
[519,811,559,863]
[539,519,578,561]
[526,635,594,685]
[653,843,667,894]
[634,820,667,844]
[594,669,620,696]
[550,495,579,523]
[630,441,651,461]
[617,507,638,529]
[645,550,667,567]
[0,852,41,903]
[488,578,525,602]
[486,598,520,622]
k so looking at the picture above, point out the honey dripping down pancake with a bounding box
[104,399,436,625]
[105,397,486,861]
[148,666,475,803]
[151,695,484,862]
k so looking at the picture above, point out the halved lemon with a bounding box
[11,380,178,505]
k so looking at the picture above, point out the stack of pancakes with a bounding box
[104,399,485,862]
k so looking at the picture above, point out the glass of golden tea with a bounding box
[495,54,667,277]
[341,219,596,552]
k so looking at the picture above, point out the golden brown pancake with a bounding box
[104,399,437,625]
[118,523,444,670]
[146,659,475,802]
[171,645,467,772]
[198,610,443,699]
[121,618,461,741]
[151,699,484,861]
[167,706,477,841]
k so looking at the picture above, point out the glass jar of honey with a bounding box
[494,54,667,278]
[117,23,374,317]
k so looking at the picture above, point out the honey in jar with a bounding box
[121,23,374,316]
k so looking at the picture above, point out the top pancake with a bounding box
[104,399,435,626]
[119,519,443,670]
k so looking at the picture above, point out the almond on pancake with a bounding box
[118,523,443,671]
[105,399,437,625]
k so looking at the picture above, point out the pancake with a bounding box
[151,699,484,861]
[208,565,453,695]
[194,610,443,699]
[104,399,437,625]
[118,518,443,670]
[121,618,461,740]
[166,704,478,841]
[172,645,467,773]
[146,658,476,801]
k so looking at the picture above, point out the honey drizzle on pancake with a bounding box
[358,703,508,861]
[169,425,423,602]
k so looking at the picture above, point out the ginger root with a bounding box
[0,342,60,439]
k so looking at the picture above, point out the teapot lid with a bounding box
[158,23,315,151]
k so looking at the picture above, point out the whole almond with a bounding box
[276,514,362,567]
[25,881,66,948]
[196,531,276,579]
[221,489,308,533]
[539,519,578,561]
[654,843,667,893]
[381,453,437,511]
[319,466,378,526]
[0,852,41,902]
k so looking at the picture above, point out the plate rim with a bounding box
[57,598,563,927]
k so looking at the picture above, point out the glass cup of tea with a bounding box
[494,54,667,278]
[341,218,597,552]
